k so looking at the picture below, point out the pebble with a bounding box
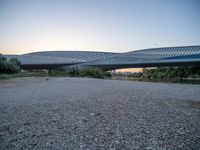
[0,77,199,149]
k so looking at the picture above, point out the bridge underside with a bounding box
[21,60,200,71]
[21,63,75,70]
[85,61,200,71]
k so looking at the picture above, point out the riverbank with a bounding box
[112,75,200,84]
[1,72,200,85]
[0,77,200,149]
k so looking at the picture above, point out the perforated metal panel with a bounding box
[4,45,200,70]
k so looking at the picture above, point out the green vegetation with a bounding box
[0,54,21,74]
[0,73,21,80]
[69,68,111,79]
[0,53,199,83]
[0,72,32,80]
[127,72,143,78]
[28,68,111,79]
[142,66,200,79]
[113,66,200,84]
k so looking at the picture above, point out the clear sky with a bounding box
[0,0,200,54]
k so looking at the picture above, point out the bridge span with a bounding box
[5,45,200,70]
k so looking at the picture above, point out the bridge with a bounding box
[5,45,200,71]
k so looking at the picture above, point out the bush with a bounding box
[69,68,81,77]
[141,66,200,79]
[127,72,143,78]
[69,68,111,79]
[0,54,21,74]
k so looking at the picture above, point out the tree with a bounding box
[0,54,21,74]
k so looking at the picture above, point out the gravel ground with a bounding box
[0,77,200,150]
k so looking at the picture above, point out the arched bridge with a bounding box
[5,45,200,71]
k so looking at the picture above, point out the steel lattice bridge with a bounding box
[5,45,200,71]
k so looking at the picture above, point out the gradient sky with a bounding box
[0,0,200,54]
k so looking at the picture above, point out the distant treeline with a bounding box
[128,66,200,79]
[24,68,111,79]
[50,68,111,79]
[0,54,21,74]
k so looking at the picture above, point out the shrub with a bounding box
[0,54,21,74]
[69,68,80,77]
[141,66,200,79]
[69,68,110,79]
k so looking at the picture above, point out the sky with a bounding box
[0,0,200,55]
